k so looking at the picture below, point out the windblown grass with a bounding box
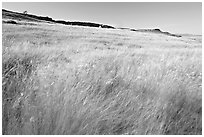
[2,23,202,135]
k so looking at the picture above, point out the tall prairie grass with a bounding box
[2,23,202,135]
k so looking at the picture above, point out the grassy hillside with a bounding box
[2,19,202,135]
[2,9,115,29]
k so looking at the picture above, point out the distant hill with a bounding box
[123,28,182,38]
[2,9,181,37]
[2,9,115,29]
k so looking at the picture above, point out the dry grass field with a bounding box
[2,20,202,134]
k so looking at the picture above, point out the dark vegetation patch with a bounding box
[90,39,112,46]
[162,90,202,135]
[117,43,124,46]
[2,55,39,134]
[3,20,38,26]
[128,44,142,48]
[3,20,18,24]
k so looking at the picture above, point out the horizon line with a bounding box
[2,8,202,35]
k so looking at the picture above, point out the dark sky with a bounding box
[2,2,202,34]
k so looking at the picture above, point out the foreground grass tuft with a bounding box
[2,52,202,135]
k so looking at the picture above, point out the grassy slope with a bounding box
[2,22,202,135]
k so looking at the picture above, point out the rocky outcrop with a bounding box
[133,29,182,37]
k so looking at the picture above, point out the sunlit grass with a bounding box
[2,23,202,135]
